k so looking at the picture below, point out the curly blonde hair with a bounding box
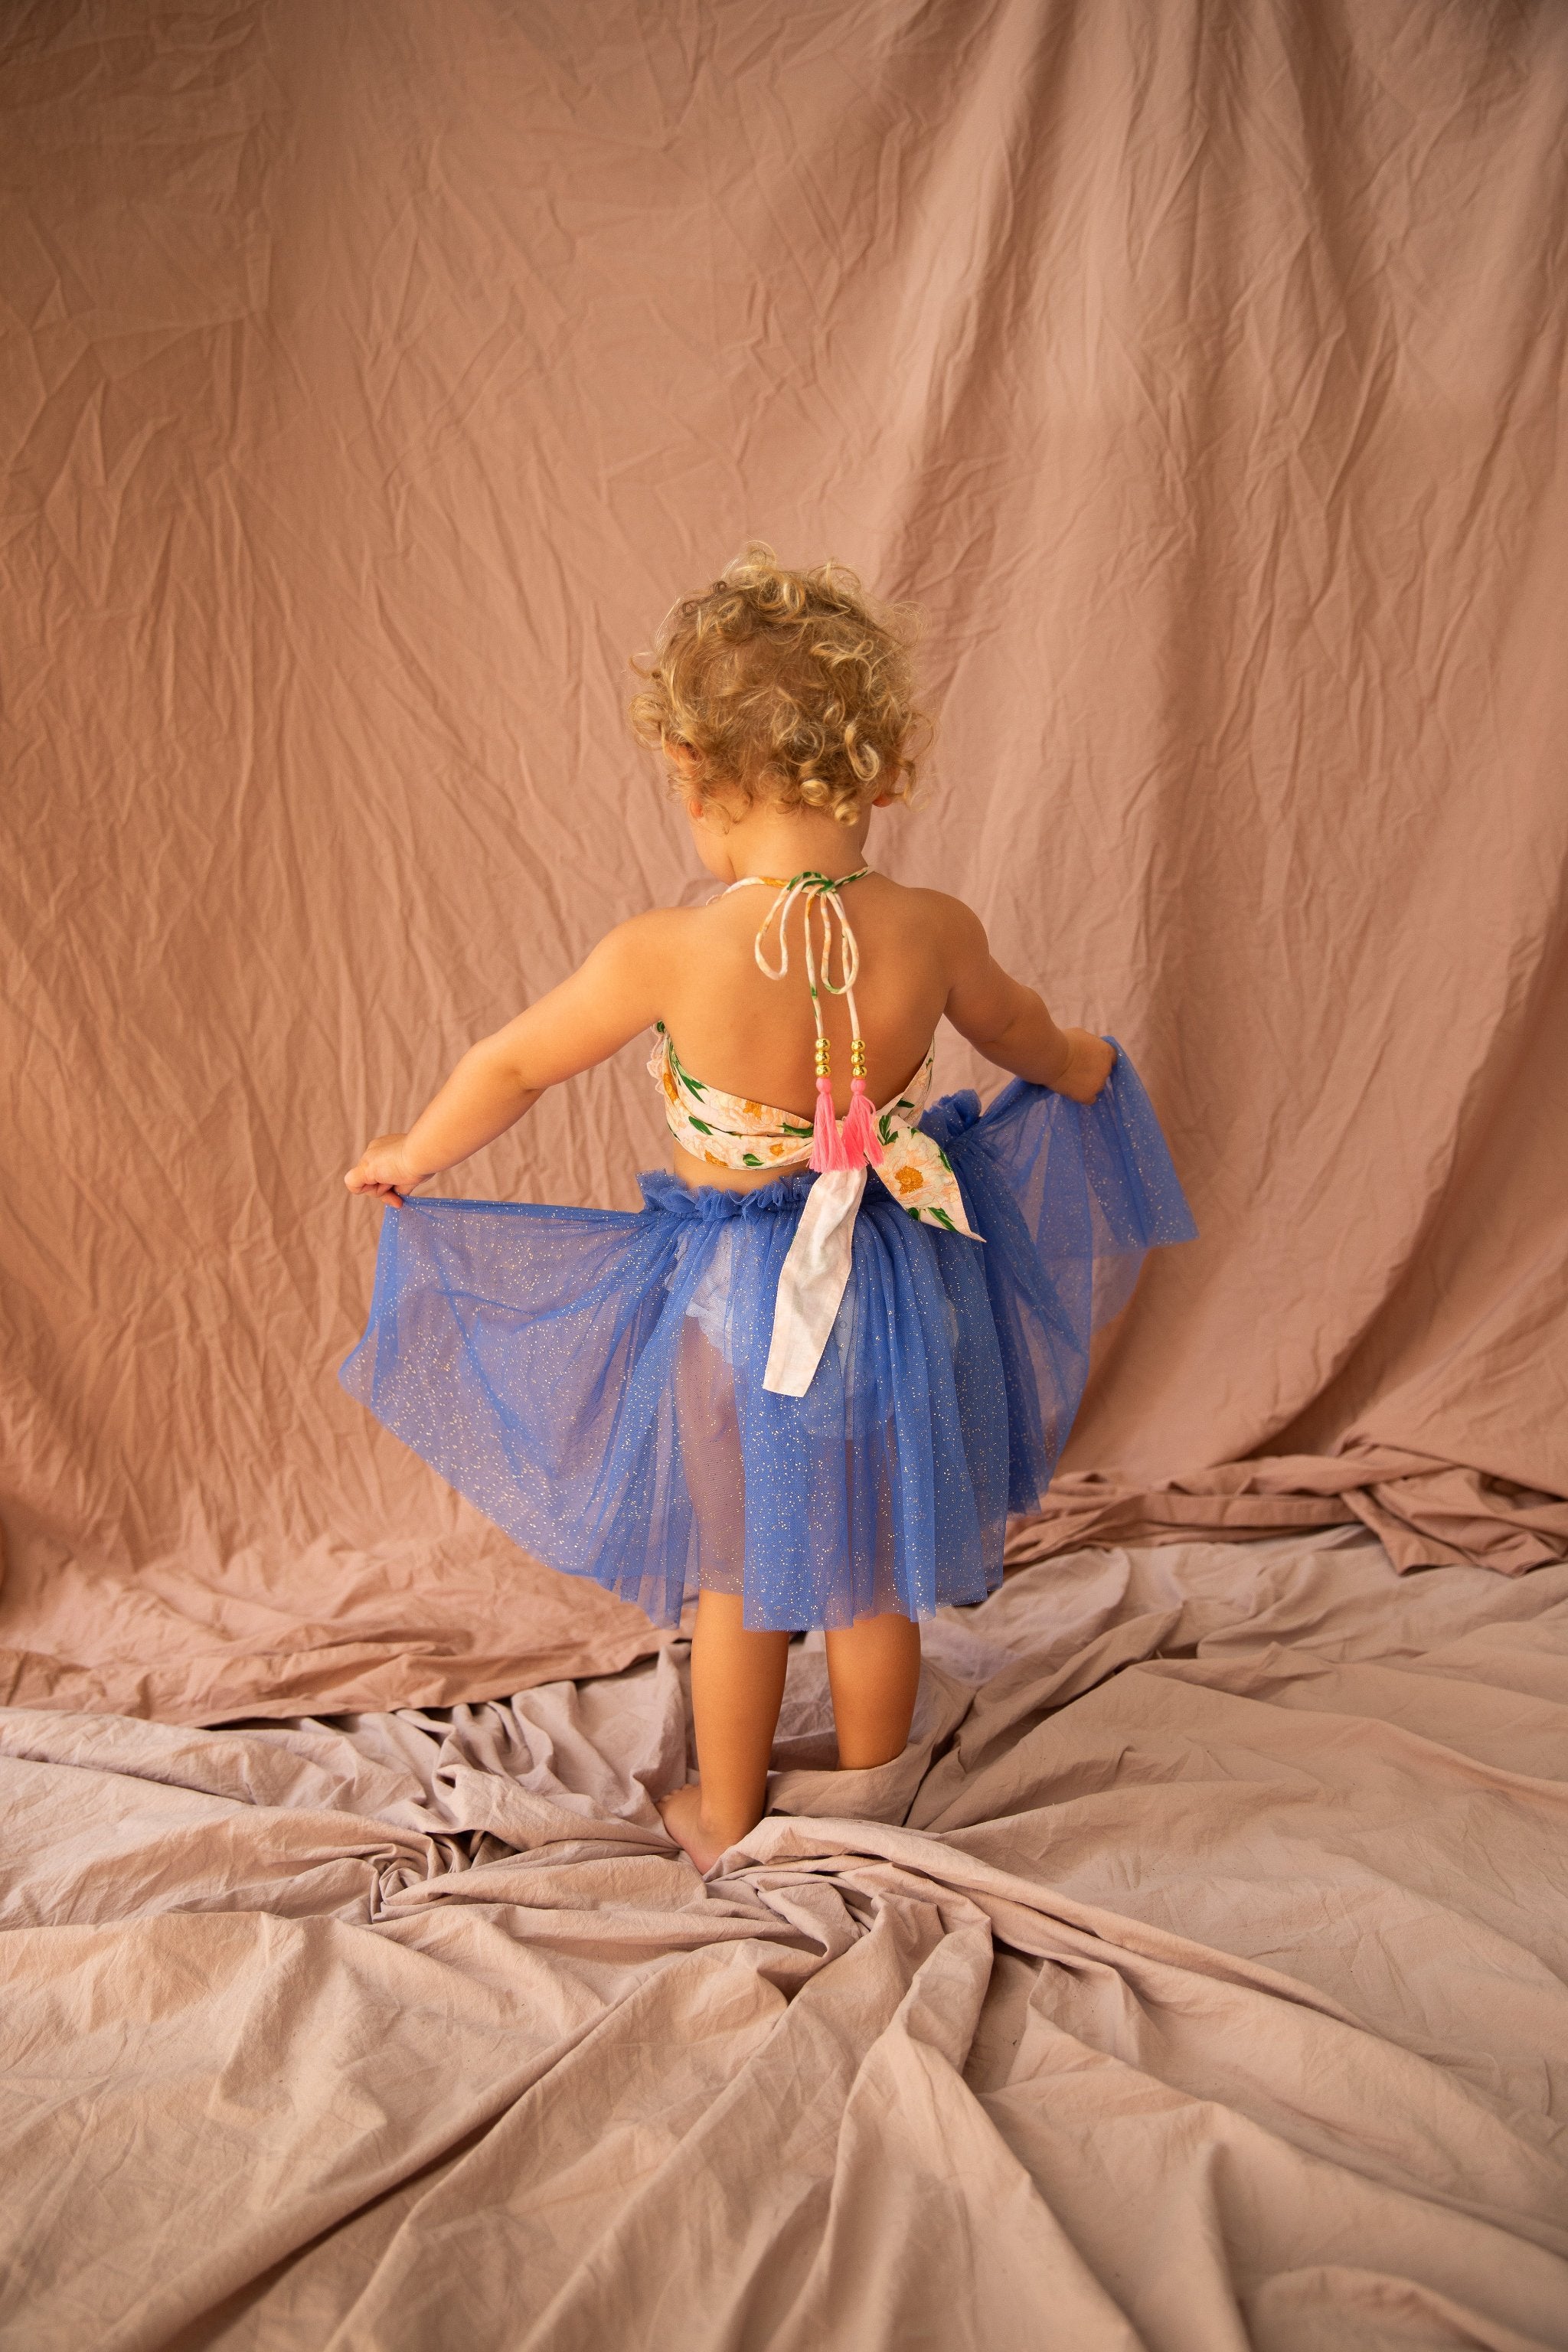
[629,543,927,826]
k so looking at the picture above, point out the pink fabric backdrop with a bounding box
[3,0,1566,1719]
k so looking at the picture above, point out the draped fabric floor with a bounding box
[5,1530,1565,2352]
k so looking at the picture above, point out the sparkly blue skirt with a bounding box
[340,1046,1196,1631]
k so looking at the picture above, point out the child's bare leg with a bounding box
[825,1611,921,1767]
[658,1589,790,1871]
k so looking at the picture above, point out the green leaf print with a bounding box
[668,1039,705,1097]
[743,1153,762,1167]
[877,1113,897,1145]
[930,1207,958,1232]
[688,1116,712,1136]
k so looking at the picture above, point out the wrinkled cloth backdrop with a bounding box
[3,0,1566,1720]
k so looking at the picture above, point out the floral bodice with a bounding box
[649,1024,975,1236]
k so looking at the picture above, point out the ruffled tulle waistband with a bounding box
[916,1087,984,1148]
[637,1089,988,1223]
[638,1167,815,1221]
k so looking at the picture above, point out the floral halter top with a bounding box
[651,870,982,1397]
[650,1024,969,1232]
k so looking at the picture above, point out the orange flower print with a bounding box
[662,1069,680,1106]
[742,1100,763,1119]
[896,1165,925,1197]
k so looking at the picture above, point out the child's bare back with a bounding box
[626,860,1110,1198]
[346,840,1110,1208]
[650,876,956,1129]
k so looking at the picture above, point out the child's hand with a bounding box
[1050,1030,1116,1103]
[345,1134,423,1204]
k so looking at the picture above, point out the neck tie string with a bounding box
[738,868,880,1173]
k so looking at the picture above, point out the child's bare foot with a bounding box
[658,1782,755,1873]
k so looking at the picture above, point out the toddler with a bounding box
[344,546,1194,1871]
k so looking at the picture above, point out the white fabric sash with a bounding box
[762,1168,869,1396]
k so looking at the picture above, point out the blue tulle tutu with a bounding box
[340,1044,1196,1631]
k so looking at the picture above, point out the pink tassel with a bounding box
[838,1077,883,1168]
[809,1076,849,1173]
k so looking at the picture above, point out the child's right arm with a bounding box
[936,898,1116,1103]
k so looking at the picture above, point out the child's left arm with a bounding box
[345,915,671,1202]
